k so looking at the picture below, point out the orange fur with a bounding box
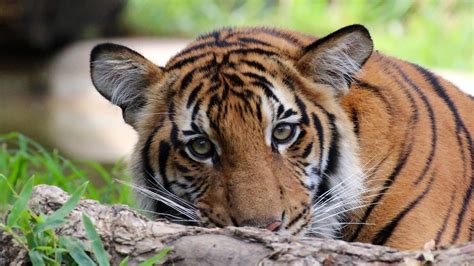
[90,25,473,250]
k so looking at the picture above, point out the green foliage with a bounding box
[0,132,133,215]
[1,176,171,265]
[122,0,473,71]
[1,178,91,265]
[138,247,173,266]
[83,214,110,266]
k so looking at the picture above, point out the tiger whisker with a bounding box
[144,171,199,209]
[133,185,199,220]
[311,202,378,225]
[136,208,200,223]
[122,180,199,220]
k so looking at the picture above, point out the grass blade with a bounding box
[138,247,172,266]
[44,182,88,227]
[119,257,129,266]
[7,176,34,227]
[60,236,96,266]
[83,213,110,266]
[34,218,66,234]
[28,250,45,266]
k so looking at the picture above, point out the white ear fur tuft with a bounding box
[90,43,162,126]
[92,56,147,107]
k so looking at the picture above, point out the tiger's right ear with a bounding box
[90,43,163,127]
[296,25,373,98]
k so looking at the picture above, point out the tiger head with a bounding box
[90,25,373,238]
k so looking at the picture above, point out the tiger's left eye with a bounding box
[272,123,296,144]
[187,137,214,160]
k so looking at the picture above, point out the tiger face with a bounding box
[90,25,372,237]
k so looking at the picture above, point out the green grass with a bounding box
[122,0,474,72]
[0,132,133,215]
[0,133,171,264]
[0,176,171,265]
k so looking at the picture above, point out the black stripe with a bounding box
[314,175,330,204]
[372,172,435,245]
[286,208,308,229]
[349,144,413,242]
[167,53,208,70]
[241,59,267,72]
[223,73,244,87]
[350,107,360,137]
[175,162,191,174]
[167,97,175,121]
[302,142,313,158]
[242,71,271,85]
[141,125,161,188]
[182,130,196,136]
[170,124,179,147]
[388,63,436,185]
[294,95,309,125]
[142,124,183,219]
[281,108,297,120]
[227,47,279,57]
[353,79,393,116]
[435,191,456,243]
[158,141,171,191]
[414,65,474,242]
[191,99,202,121]
[186,83,203,108]
[237,37,273,47]
[312,113,325,165]
[175,41,242,58]
[276,105,284,118]
[179,69,196,92]
[248,80,280,103]
[349,65,437,241]
[256,100,263,123]
[324,114,339,176]
[192,182,209,202]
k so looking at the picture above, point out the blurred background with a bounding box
[1,0,473,163]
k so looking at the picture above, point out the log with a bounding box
[1,185,473,265]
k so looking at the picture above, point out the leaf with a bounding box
[28,250,45,266]
[7,176,34,227]
[43,182,88,228]
[83,213,110,266]
[34,218,65,234]
[60,236,96,266]
[138,247,172,266]
[119,257,129,266]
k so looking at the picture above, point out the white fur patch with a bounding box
[308,119,365,238]
[91,57,147,107]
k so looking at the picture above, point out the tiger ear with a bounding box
[90,43,163,127]
[296,24,373,98]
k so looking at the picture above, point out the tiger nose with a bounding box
[238,218,282,232]
[266,220,282,232]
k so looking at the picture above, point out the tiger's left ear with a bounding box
[296,24,373,97]
[90,43,164,127]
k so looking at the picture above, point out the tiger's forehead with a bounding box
[170,62,301,141]
[164,27,316,73]
[157,28,314,140]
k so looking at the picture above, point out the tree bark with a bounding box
[1,185,473,265]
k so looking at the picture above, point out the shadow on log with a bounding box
[1,185,473,265]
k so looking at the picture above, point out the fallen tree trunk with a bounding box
[1,185,473,265]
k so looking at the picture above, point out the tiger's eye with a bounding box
[272,123,295,143]
[189,137,213,158]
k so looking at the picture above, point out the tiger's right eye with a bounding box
[187,137,214,160]
[272,123,297,144]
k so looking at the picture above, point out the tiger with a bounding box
[89,25,473,250]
